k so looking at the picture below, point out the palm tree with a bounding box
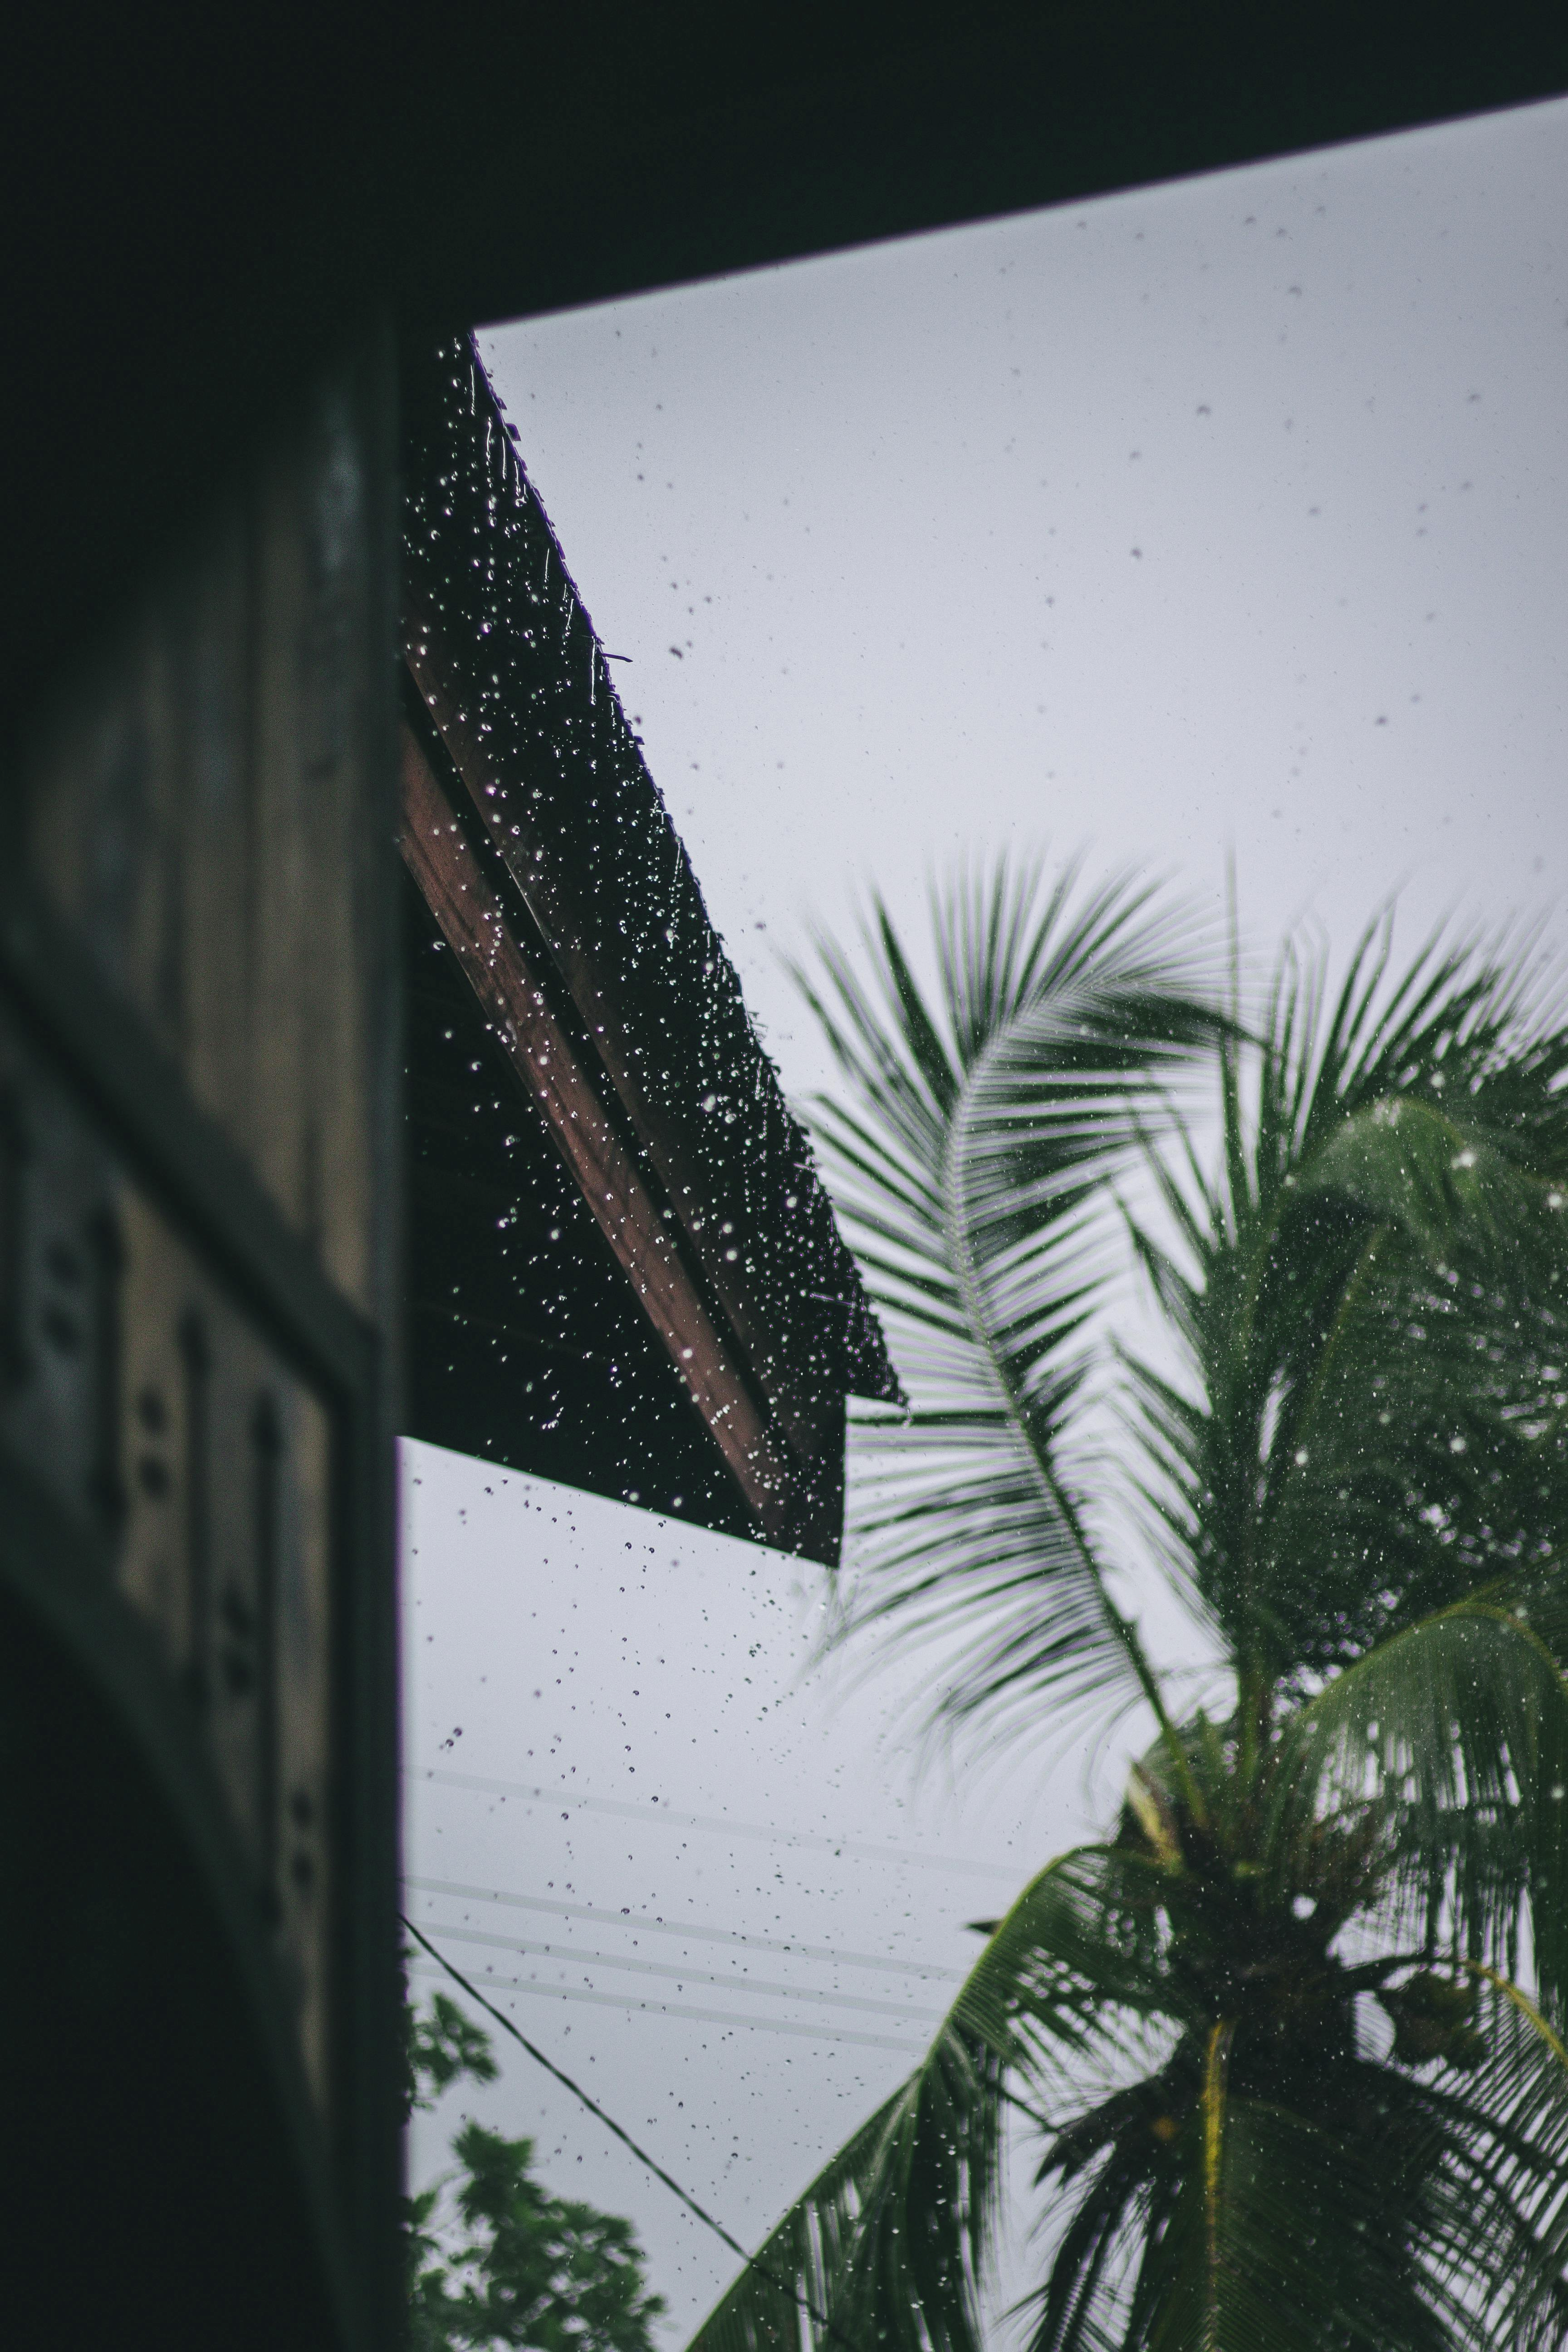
[688,863,1568,2352]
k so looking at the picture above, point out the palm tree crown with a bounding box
[688,863,1568,2352]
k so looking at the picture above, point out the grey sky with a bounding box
[479,94,1567,1089]
[404,1448,1058,2342]
[409,96,1568,2347]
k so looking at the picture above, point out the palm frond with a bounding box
[1396,1974,1568,2348]
[688,1849,1180,2352]
[1029,1980,1568,2352]
[1278,1601,1568,2021]
[794,861,1221,1748]
[683,2087,919,2352]
[779,869,1568,2352]
[1139,2089,1457,2352]
[1123,1982,1568,2352]
[1120,917,1568,1688]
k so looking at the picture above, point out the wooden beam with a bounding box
[397,722,795,1539]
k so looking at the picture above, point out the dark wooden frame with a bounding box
[0,872,401,2346]
[0,335,405,2349]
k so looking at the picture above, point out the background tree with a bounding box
[406,1988,665,2352]
[687,863,1568,2352]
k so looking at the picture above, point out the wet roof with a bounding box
[400,337,898,1531]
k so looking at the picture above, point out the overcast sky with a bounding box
[480,92,1567,1085]
[408,94,1568,2346]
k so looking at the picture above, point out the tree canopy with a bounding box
[406,1987,666,2352]
[686,863,1568,2352]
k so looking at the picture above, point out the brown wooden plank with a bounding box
[398,723,794,1537]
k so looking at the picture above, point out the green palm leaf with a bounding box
[1442,1973,1568,2345]
[702,867,1568,2352]
[794,862,1220,1749]
[1279,1601,1568,2019]
[1032,1976,1568,2352]
[688,1849,1179,2352]
[1121,920,1568,1693]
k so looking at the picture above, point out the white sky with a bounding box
[407,93,1568,2347]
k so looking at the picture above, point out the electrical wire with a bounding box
[405,1915,858,2348]
[411,1762,1024,1881]
[406,1871,968,1983]
[405,1957,925,2052]
[410,1916,948,2021]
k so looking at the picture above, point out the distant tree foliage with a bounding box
[405,1988,665,2352]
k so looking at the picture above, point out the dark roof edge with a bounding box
[402,337,902,1428]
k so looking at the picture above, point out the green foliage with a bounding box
[405,1990,665,2352]
[689,869,1568,2352]
[406,1990,501,2119]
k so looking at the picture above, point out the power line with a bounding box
[406,1958,926,2053]
[411,1763,1023,1881]
[408,1914,948,2022]
[404,1916,861,2351]
[406,1872,968,1984]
